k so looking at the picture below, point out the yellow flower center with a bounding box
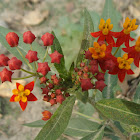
[123,17,138,34]
[12,84,30,102]
[117,53,133,70]
[89,42,106,59]
[99,18,113,35]
[135,36,140,52]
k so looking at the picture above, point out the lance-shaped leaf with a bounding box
[95,99,140,127]
[80,125,105,140]
[76,9,94,66]
[51,31,68,79]
[35,96,76,140]
[102,74,118,99]
[23,120,46,127]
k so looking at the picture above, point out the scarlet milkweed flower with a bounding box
[109,53,134,82]
[123,36,140,67]
[115,17,138,47]
[9,81,37,111]
[91,18,116,47]
[89,42,114,72]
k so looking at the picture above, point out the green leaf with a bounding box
[101,0,122,31]
[35,96,76,140]
[76,89,89,103]
[64,118,100,137]
[95,98,140,127]
[80,125,105,140]
[51,31,68,79]
[0,26,49,63]
[69,61,74,74]
[102,74,118,98]
[23,120,46,127]
[132,135,140,140]
[76,9,94,66]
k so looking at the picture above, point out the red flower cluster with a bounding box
[41,74,70,106]
[89,17,138,83]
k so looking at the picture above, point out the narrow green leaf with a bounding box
[51,31,68,79]
[23,120,46,127]
[35,96,76,140]
[102,74,118,99]
[69,61,74,74]
[95,99,140,127]
[80,125,105,140]
[64,118,100,137]
[76,9,94,66]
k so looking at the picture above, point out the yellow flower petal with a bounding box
[99,52,105,58]
[14,95,21,102]
[109,24,113,30]
[12,89,19,95]
[102,28,109,35]
[18,84,24,92]
[89,47,95,53]
[118,64,124,69]
[92,54,98,59]
[127,58,134,64]
[24,89,30,96]
[122,53,128,60]
[117,57,122,63]
[125,64,131,70]
[106,18,111,25]
[21,96,27,103]
[100,44,106,51]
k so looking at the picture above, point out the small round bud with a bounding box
[23,31,36,44]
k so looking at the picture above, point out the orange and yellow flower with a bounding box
[115,17,138,47]
[109,53,134,82]
[123,36,140,67]
[91,18,116,47]
[9,81,37,111]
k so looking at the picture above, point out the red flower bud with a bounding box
[56,94,65,104]
[83,73,89,78]
[42,110,52,121]
[55,89,62,95]
[49,99,57,106]
[41,32,54,46]
[90,60,98,66]
[53,78,60,85]
[6,32,19,47]
[83,66,89,73]
[8,57,22,70]
[80,78,93,91]
[65,93,70,97]
[51,93,56,99]
[0,54,10,66]
[25,50,38,63]
[0,68,13,82]
[40,76,48,84]
[48,83,54,89]
[78,71,83,76]
[95,72,105,81]
[23,31,36,44]
[74,68,79,72]
[90,65,99,75]
[37,62,50,76]
[50,51,63,64]
[104,60,115,72]
[51,74,57,80]
[41,87,50,95]
[85,50,92,60]
[80,62,85,67]
[95,80,106,92]
[43,95,50,102]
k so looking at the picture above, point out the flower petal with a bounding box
[118,70,126,82]
[127,69,134,75]
[16,83,20,89]
[9,95,17,102]
[97,35,105,42]
[19,100,27,111]
[27,93,37,101]
[24,81,34,91]
[91,31,101,38]
[106,35,115,47]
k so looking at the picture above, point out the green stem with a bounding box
[88,98,127,140]
[16,47,34,71]
[74,111,104,123]
[113,46,120,56]
[12,75,34,80]
[20,68,35,75]
[43,47,48,62]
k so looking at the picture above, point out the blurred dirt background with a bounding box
[0,0,140,140]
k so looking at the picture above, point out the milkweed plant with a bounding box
[0,0,140,140]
